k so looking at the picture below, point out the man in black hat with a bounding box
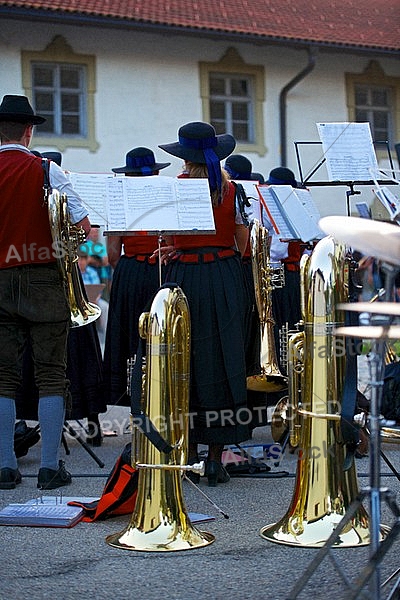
[0,94,91,490]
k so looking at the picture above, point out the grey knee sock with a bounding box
[38,395,65,470]
[0,397,17,470]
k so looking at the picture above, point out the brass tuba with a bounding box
[48,189,101,327]
[247,219,288,392]
[106,284,215,552]
[261,236,386,547]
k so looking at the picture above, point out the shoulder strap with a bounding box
[232,182,251,226]
[41,158,52,204]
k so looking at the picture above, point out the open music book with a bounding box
[257,185,323,242]
[68,173,216,235]
[0,501,84,528]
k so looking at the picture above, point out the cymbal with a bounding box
[334,325,400,339]
[337,302,400,316]
[319,216,400,265]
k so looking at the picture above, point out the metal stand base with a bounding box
[287,487,400,599]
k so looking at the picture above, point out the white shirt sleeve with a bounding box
[49,162,88,224]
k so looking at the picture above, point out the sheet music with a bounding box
[104,176,215,234]
[316,122,378,181]
[257,186,296,239]
[68,172,113,226]
[269,186,322,242]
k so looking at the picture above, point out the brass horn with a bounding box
[106,284,215,552]
[48,190,101,327]
[247,219,288,393]
[261,236,387,547]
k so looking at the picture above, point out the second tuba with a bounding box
[48,189,101,328]
[261,236,387,547]
[106,284,215,552]
[247,219,288,392]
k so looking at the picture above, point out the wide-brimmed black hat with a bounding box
[267,167,298,187]
[224,154,252,180]
[0,95,46,124]
[158,121,235,164]
[112,147,170,174]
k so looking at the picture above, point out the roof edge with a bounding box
[0,7,399,56]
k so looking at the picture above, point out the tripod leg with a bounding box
[63,422,105,468]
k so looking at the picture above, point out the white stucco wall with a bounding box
[0,18,399,217]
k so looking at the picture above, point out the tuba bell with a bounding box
[47,189,101,328]
[247,219,288,393]
[261,236,387,547]
[106,284,215,552]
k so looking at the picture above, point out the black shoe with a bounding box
[14,421,40,458]
[205,460,230,487]
[37,460,72,490]
[0,467,22,490]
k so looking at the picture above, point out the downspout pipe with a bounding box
[280,48,317,166]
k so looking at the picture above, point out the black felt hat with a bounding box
[224,154,252,180]
[267,167,298,187]
[0,95,46,124]
[112,147,170,174]
[158,121,235,163]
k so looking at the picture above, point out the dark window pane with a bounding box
[374,111,388,129]
[61,94,79,112]
[355,87,368,105]
[232,122,248,141]
[62,115,80,134]
[60,68,80,89]
[212,121,227,135]
[232,102,248,120]
[35,93,54,112]
[231,78,248,97]
[355,109,368,121]
[210,101,225,120]
[37,116,54,133]
[210,76,225,95]
[372,89,388,107]
[33,67,54,87]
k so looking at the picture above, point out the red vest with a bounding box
[0,150,55,268]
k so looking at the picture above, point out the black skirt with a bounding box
[103,255,164,407]
[165,249,249,445]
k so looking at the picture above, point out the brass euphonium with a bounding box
[247,219,288,393]
[48,189,101,327]
[106,284,215,552]
[261,236,387,547]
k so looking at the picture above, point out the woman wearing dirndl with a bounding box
[103,148,171,407]
[157,122,250,486]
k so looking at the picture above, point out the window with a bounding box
[32,63,86,137]
[346,61,400,153]
[354,85,392,145]
[209,73,254,143]
[200,48,266,155]
[22,36,98,152]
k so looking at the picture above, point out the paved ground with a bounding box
[0,356,399,600]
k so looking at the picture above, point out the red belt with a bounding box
[175,249,236,264]
[285,263,300,272]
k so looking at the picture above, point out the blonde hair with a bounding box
[184,161,229,206]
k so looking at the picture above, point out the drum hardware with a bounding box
[286,218,400,599]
